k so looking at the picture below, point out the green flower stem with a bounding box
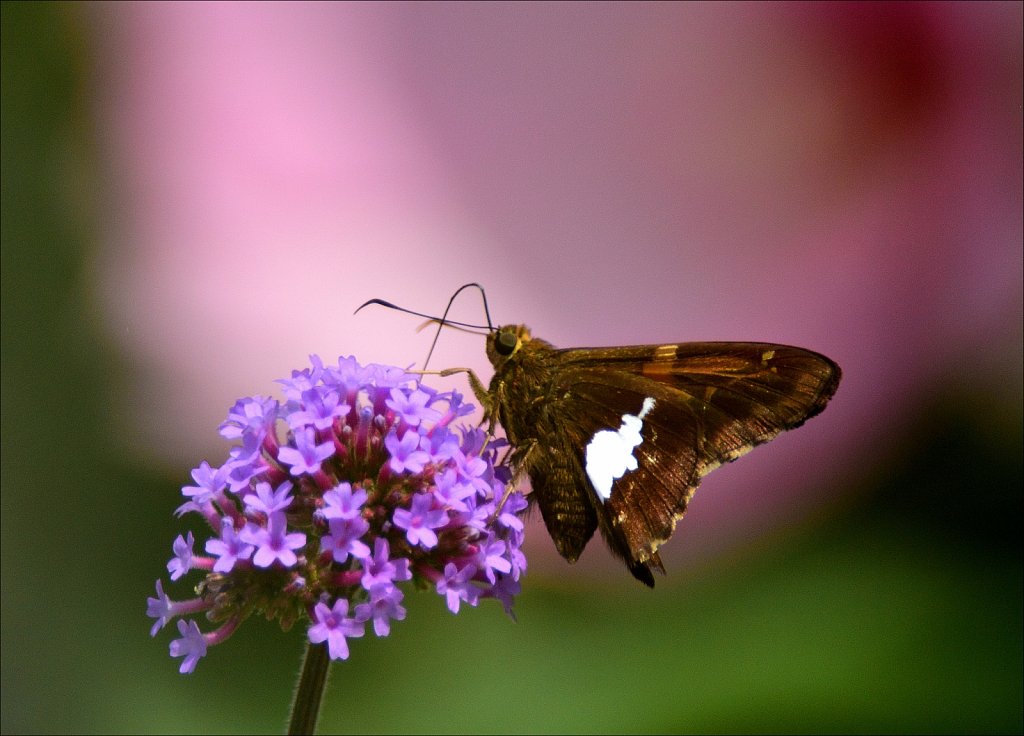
[288,641,331,735]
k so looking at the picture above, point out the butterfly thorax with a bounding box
[484,325,561,446]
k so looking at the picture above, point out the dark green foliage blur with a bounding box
[2,4,1020,733]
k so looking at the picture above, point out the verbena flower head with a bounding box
[147,356,527,673]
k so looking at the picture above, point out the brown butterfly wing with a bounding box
[548,342,840,585]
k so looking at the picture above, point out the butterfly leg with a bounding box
[487,438,539,521]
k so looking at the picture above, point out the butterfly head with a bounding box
[486,324,532,367]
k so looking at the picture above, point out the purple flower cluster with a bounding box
[147,356,527,673]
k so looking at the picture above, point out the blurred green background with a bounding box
[2,3,1021,734]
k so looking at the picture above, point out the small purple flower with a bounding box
[360,538,411,590]
[432,468,476,512]
[421,426,461,463]
[355,584,407,637]
[181,461,228,504]
[385,388,441,427]
[436,389,476,425]
[224,451,266,494]
[498,491,528,532]
[205,518,254,573]
[308,599,364,661]
[167,532,194,581]
[456,452,492,494]
[506,534,528,581]
[436,562,480,614]
[392,493,447,549]
[384,429,431,474]
[365,363,411,389]
[169,619,208,674]
[275,362,321,402]
[475,533,514,584]
[321,482,367,521]
[241,513,307,568]
[325,355,363,394]
[286,387,350,431]
[460,499,496,533]
[243,480,295,516]
[219,395,278,441]
[321,517,371,563]
[146,580,173,636]
[459,426,489,457]
[277,426,335,475]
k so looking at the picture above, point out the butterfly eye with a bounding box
[495,329,518,356]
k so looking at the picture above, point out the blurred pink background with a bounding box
[89,2,1022,581]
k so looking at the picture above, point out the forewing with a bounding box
[552,342,840,581]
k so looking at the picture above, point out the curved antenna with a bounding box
[423,283,495,370]
[354,283,497,370]
[434,282,495,332]
[453,282,494,333]
[353,298,489,331]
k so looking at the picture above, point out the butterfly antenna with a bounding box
[423,283,495,370]
[465,282,495,333]
[353,298,488,330]
[354,288,494,369]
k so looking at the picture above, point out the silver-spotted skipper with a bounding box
[358,285,841,587]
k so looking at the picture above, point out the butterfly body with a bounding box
[478,324,841,587]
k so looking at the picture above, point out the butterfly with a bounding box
[358,285,841,586]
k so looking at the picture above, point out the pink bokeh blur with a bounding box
[89,2,1022,580]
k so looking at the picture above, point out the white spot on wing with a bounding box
[585,397,656,501]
